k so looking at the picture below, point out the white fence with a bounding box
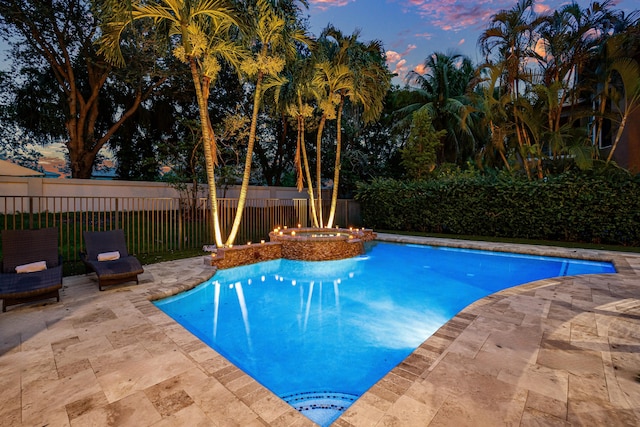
[0,178,362,263]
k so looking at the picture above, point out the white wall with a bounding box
[0,177,308,199]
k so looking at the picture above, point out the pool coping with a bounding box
[2,234,639,426]
[339,234,640,426]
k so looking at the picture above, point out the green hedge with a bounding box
[355,174,640,246]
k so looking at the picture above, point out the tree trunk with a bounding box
[298,97,320,228]
[326,97,344,228]
[606,115,628,164]
[513,107,532,180]
[315,114,327,227]
[68,147,95,178]
[225,71,264,246]
[189,57,223,247]
[65,69,163,179]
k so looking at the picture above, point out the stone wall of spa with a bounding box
[205,242,282,269]
[205,229,378,268]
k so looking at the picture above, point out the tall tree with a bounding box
[467,62,515,171]
[316,25,391,227]
[269,54,321,226]
[0,0,165,178]
[98,0,244,247]
[406,51,476,165]
[533,1,622,166]
[478,0,537,179]
[312,34,349,226]
[225,0,310,245]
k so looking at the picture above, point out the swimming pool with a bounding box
[154,242,615,426]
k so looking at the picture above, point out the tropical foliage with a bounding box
[473,0,640,177]
[1,0,639,245]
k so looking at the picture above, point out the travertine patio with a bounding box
[1,233,639,426]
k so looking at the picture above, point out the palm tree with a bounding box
[478,0,537,179]
[311,56,349,226]
[479,0,536,95]
[468,63,513,171]
[270,56,321,226]
[225,0,311,245]
[315,25,391,228]
[533,1,622,165]
[406,51,476,165]
[585,5,640,160]
[98,0,244,247]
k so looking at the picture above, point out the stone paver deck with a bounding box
[1,233,639,426]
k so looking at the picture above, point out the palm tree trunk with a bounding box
[295,116,304,191]
[326,98,344,228]
[225,71,264,246]
[491,122,511,171]
[606,114,627,164]
[189,58,223,247]
[316,114,327,227]
[299,112,320,228]
[296,94,319,227]
[513,106,532,180]
[593,84,609,157]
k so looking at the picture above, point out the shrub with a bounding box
[355,172,640,246]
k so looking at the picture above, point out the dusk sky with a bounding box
[305,0,639,84]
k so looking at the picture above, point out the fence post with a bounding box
[115,198,120,230]
[178,200,183,251]
[28,196,34,229]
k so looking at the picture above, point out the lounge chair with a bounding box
[0,228,63,312]
[81,229,144,291]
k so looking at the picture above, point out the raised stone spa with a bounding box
[206,227,377,268]
[270,226,376,261]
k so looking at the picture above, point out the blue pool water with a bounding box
[154,242,615,426]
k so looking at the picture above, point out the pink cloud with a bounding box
[413,63,428,75]
[386,44,417,64]
[534,38,547,59]
[458,38,465,45]
[385,43,418,78]
[387,43,419,81]
[393,59,409,79]
[310,0,353,11]
[386,50,402,63]
[534,2,551,14]
[415,32,433,40]
[396,0,536,32]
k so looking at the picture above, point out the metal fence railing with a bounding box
[0,196,361,263]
